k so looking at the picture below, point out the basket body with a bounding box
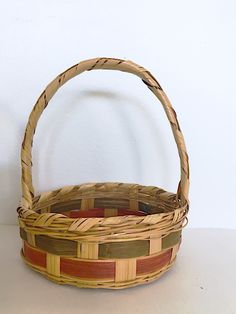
[18,57,189,289]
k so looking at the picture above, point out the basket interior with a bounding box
[32,183,180,218]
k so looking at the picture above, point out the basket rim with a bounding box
[18,182,188,235]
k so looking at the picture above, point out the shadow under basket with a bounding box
[17,57,190,289]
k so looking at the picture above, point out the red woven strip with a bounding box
[60,258,115,279]
[69,208,104,218]
[24,242,46,268]
[23,242,172,280]
[136,249,172,275]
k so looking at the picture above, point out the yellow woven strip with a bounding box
[171,244,179,262]
[77,242,99,259]
[104,208,118,217]
[129,185,139,211]
[129,199,139,211]
[46,253,60,277]
[40,206,51,213]
[76,242,81,258]
[18,219,25,228]
[81,198,94,210]
[149,236,162,254]
[26,232,35,246]
[115,259,137,282]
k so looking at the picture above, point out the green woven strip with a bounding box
[51,199,82,213]
[19,228,182,258]
[19,228,77,256]
[99,240,149,259]
[94,198,129,209]
[162,231,182,250]
[36,235,77,256]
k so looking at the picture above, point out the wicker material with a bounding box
[17,57,190,289]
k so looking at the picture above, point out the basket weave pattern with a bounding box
[17,57,189,289]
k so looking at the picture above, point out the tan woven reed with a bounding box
[17,57,190,289]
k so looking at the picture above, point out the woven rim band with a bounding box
[20,57,190,211]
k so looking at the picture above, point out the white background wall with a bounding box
[0,0,235,228]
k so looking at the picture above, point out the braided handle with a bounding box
[21,57,189,210]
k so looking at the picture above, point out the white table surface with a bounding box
[0,225,235,314]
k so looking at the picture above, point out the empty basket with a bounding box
[17,57,190,289]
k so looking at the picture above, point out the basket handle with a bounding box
[20,57,189,210]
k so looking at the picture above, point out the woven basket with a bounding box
[17,57,190,289]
